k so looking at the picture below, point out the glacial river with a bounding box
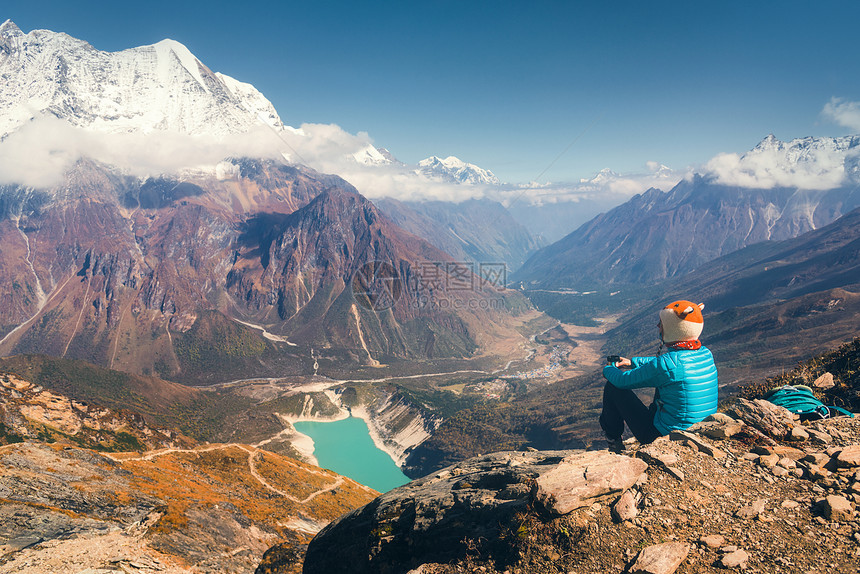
[293,417,410,493]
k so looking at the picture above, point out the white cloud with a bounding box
[704,135,853,190]
[0,117,497,202]
[822,98,860,132]
[0,117,285,188]
[0,117,684,207]
[279,123,495,202]
[498,163,685,207]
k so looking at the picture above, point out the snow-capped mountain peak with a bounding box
[580,167,619,185]
[706,134,860,190]
[1,19,23,38]
[353,145,392,166]
[152,39,211,94]
[0,22,285,138]
[417,155,501,186]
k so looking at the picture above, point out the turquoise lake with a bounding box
[293,417,410,493]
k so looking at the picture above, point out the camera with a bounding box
[606,355,621,364]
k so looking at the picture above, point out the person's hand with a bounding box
[614,357,632,369]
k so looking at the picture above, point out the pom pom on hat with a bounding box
[659,300,705,343]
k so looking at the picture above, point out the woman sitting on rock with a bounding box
[600,299,718,451]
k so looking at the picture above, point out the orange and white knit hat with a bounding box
[659,300,705,343]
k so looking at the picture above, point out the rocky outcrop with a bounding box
[301,450,648,574]
[0,372,191,451]
[298,411,860,574]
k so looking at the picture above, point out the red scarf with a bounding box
[668,340,702,350]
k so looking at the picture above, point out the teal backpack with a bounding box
[764,385,854,421]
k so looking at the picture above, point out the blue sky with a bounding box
[4,0,860,185]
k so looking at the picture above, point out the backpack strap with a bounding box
[827,406,855,418]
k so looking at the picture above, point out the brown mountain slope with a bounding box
[226,187,527,365]
[374,197,543,272]
[0,160,530,383]
[0,370,194,452]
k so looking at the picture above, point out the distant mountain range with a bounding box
[514,165,860,290]
[374,197,543,271]
[416,156,501,186]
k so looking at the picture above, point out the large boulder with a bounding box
[302,450,648,574]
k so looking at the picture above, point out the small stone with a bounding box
[758,454,779,469]
[742,452,759,462]
[770,445,806,460]
[813,372,835,389]
[789,426,809,442]
[836,446,860,468]
[781,500,799,509]
[806,428,833,445]
[533,451,648,515]
[807,465,831,481]
[820,495,855,522]
[669,430,726,458]
[802,452,831,467]
[705,413,738,424]
[777,457,796,469]
[629,542,690,574]
[665,466,685,481]
[690,419,744,440]
[718,549,750,568]
[699,534,726,548]
[637,445,679,467]
[771,466,789,477]
[735,498,767,519]
[612,490,640,522]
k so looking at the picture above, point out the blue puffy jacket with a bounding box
[602,346,718,435]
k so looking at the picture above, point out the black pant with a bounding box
[599,382,662,444]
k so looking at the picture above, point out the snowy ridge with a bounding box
[748,134,860,179]
[0,20,284,138]
[417,155,501,186]
[353,145,392,166]
[706,134,860,190]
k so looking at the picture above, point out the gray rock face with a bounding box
[302,450,647,574]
